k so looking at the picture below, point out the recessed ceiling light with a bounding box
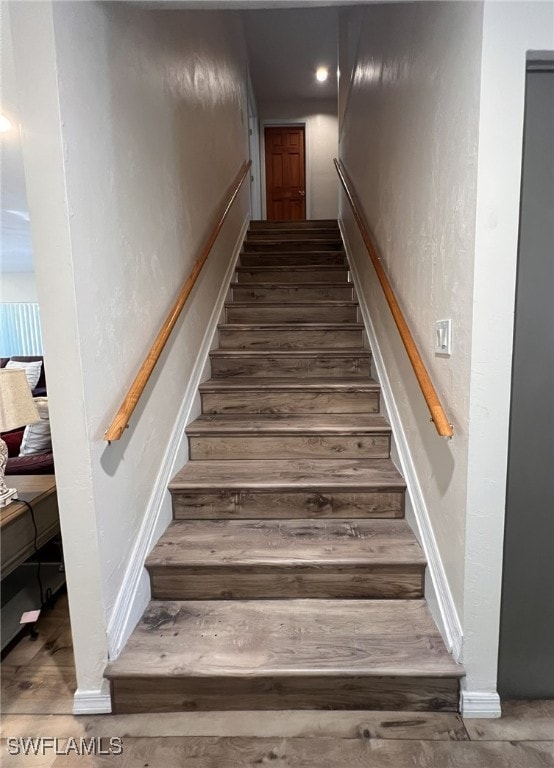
[315,67,329,83]
[0,114,13,133]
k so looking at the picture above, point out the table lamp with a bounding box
[0,368,40,507]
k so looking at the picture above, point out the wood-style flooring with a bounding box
[1,596,553,767]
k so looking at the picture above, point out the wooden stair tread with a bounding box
[236,265,346,271]
[248,231,340,238]
[225,301,357,308]
[247,236,341,242]
[245,241,343,247]
[250,219,338,226]
[241,255,345,261]
[187,413,390,436]
[105,599,463,679]
[210,348,370,358]
[218,323,364,330]
[230,282,352,288]
[146,519,426,568]
[199,377,380,392]
[169,458,405,491]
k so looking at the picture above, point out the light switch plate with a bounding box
[435,319,452,356]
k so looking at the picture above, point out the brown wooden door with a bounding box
[264,126,306,221]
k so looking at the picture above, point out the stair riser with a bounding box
[149,565,425,600]
[247,233,339,243]
[172,490,405,519]
[231,285,354,301]
[201,390,380,415]
[189,434,391,461]
[110,676,459,714]
[219,328,363,349]
[237,268,349,284]
[243,241,343,253]
[240,253,345,267]
[210,355,370,378]
[225,306,358,324]
[247,231,340,241]
[250,220,338,229]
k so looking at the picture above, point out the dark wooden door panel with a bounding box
[265,126,306,221]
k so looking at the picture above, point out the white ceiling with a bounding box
[243,7,338,103]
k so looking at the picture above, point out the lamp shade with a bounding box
[0,369,40,432]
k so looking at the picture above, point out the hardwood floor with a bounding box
[1,602,553,765]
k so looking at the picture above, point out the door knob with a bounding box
[299,190,305,196]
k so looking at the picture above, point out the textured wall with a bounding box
[258,100,338,219]
[463,1,554,704]
[339,1,484,615]
[10,1,249,697]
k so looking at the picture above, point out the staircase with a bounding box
[105,219,464,713]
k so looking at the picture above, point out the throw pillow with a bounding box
[1,428,25,458]
[6,359,43,390]
[19,397,51,456]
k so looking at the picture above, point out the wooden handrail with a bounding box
[334,158,453,438]
[104,160,252,442]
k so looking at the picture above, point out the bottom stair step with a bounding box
[105,599,464,713]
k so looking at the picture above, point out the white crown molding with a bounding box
[103,215,250,668]
[339,219,463,662]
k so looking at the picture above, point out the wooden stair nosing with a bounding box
[225,301,359,308]
[209,348,370,360]
[250,219,338,226]
[198,377,380,393]
[169,458,406,493]
[186,413,391,437]
[218,323,364,331]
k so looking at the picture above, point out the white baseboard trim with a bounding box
[104,215,250,666]
[461,690,502,718]
[339,220,463,662]
[73,684,112,715]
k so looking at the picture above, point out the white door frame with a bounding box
[246,74,262,220]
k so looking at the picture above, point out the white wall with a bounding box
[0,272,37,302]
[339,0,554,714]
[462,0,554,714]
[258,100,338,219]
[10,0,250,709]
[339,1,484,618]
